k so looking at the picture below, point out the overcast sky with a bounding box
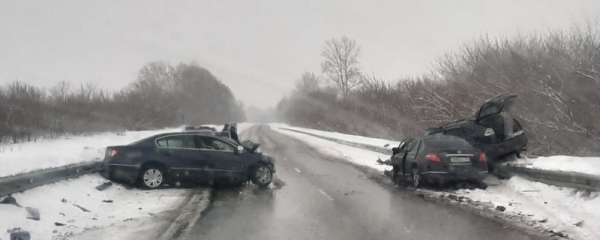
[1,0,599,108]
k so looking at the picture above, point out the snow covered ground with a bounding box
[0,174,209,240]
[0,123,254,178]
[0,127,181,178]
[512,156,600,176]
[270,124,600,240]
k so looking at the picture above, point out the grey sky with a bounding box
[1,0,598,108]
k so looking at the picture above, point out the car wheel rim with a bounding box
[143,169,163,187]
[256,166,271,183]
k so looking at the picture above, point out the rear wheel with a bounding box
[411,167,422,188]
[139,165,166,189]
[250,163,273,188]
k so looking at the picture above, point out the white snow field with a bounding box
[0,174,210,240]
[270,124,600,240]
[0,123,254,178]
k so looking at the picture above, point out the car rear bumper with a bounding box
[422,168,488,182]
[101,163,140,183]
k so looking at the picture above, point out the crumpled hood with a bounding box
[240,140,261,153]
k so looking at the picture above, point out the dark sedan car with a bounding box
[100,132,276,188]
[390,135,488,188]
[425,94,527,172]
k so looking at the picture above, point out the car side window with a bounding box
[197,136,235,152]
[444,128,466,138]
[405,141,417,152]
[156,135,196,149]
[408,141,421,154]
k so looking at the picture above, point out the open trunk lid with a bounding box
[475,94,518,123]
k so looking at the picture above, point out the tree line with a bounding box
[0,61,245,144]
[277,24,600,156]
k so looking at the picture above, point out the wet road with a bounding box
[180,125,538,240]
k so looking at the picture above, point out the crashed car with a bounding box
[390,135,488,188]
[100,132,275,188]
[424,94,527,171]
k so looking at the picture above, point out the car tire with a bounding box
[250,163,273,188]
[411,167,422,189]
[392,166,402,184]
[139,165,166,189]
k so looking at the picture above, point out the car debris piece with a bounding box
[495,205,506,212]
[72,204,91,212]
[539,218,548,223]
[574,220,584,227]
[102,200,113,203]
[25,207,40,220]
[54,222,66,226]
[0,196,21,207]
[376,158,391,165]
[95,182,113,191]
[9,229,30,240]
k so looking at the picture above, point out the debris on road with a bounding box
[8,228,30,240]
[95,182,113,191]
[102,200,113,203]
[0,196,21,207]
[495,205,506,212]
[574,220,584,227]
[72,204,91,212]
[54,222,65,227]
[25,207,40,220]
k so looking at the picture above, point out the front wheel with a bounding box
[250,164,273,188]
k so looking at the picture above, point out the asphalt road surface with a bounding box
[177,125,540,240]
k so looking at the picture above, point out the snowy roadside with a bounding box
[270,123,401,150]
[0,127,181,178]
[0,123,254,178]
[0,174,209,240]
[270,124,600,240]
[512,156,600,176]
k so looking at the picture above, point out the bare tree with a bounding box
[321,36,363,97]
[294,72,320,94]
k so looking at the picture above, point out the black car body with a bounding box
[100,132,275,188]
[425,94,527,167]
[390,135,488,187]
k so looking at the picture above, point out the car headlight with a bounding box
[484,128,495,136]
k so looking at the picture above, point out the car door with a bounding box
[403,140,422,175]
[155,134,210,180]
[196,135,245,178]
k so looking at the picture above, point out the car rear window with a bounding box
[424,137,473,150]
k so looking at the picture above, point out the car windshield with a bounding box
[2,2,599,240]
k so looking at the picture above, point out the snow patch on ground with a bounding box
[0,127,182,178]
[0,123,253,178]
[0,174,206,240]
[453,177,600,240]
[512,156,600,176]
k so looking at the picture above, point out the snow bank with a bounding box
[0,128,181,178]
[521,156,600,176]
[454,177,600,240]
[0,123,254,178]
[0,174,207,240]
[270,123,401,150]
